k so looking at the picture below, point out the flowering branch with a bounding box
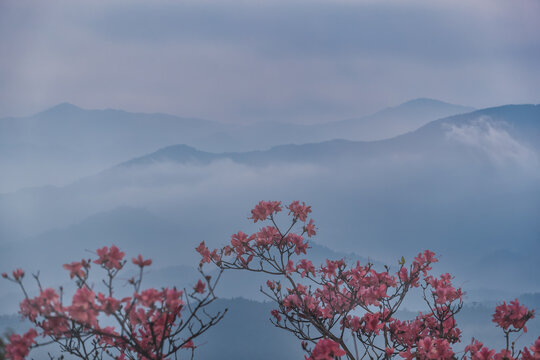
[3,246,226,360]
[197,200,538,360]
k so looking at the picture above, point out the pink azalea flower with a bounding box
[304,219,316,237]
[308,338,346,360]
[250,200,282,222]
[63,261,86,279]
[12,269,25,280]
[194,279,206,294]
[132,254,152,267]
[94,245,125,270]
[5,329,37,360]
[493,299,534,331]
[287,200,312,222]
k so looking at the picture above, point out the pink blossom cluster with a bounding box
[464,336,540,360]
[493,299,535,332]
[287,200,312,222]
[94,245,126,270]
[415,336,454,359]
[199,200,539,360]
[197,202,313,269]
[306,338,346,360]
[522,338,540,360]
[426,273,464,304]
[250,200,283,222]
[3,245,224,360]
[2,269,25,281]
[4,329,37,360]
[63,259,89,279]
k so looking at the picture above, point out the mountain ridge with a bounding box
[13,97,472,124]
[2,103,538,196]
[113,104,540,169]
[0,97,486,193]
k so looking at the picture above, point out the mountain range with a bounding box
[118,104,540,168]
[0,98,473,192]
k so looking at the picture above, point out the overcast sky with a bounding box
[1,0,539,123]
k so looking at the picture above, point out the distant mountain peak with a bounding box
[39,102,84,116]
[118,143,218,168]
[397,98,473,110]
[49,102,82,110]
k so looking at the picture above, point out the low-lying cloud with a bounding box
[445,116,539,173]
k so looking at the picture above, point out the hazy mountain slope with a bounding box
[0,104,226,192]
[318,98,475,141]
[118,104,540,167]
[0,99,473,192]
